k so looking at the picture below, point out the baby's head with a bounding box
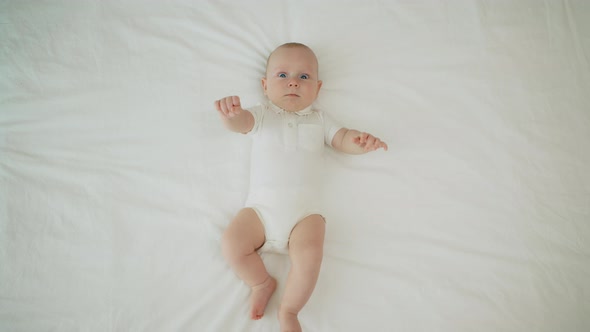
[262,43,322,112]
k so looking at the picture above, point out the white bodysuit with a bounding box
[245,102,342,254]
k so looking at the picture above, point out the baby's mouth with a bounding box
[285,94,300,97]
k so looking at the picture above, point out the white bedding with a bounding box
[1,1,589,331]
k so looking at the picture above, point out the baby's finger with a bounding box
[216,99,230,117]
[365,136,376,150]
[374,139,388,151]
[361,135,372,151]
[227,98,240,117]
[231,96,241,109]
[224,97,234,115]
[360,132,369,144]
[355,133,362,144]
[216,98,226,113]
[355,137,367,149]
[227,96,242,116]
[231,96,241,115]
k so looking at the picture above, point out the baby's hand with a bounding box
[353,132,388,152]
[215,96,244,119]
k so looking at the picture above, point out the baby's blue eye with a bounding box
[278,73,287,78]
[300,74,309,79]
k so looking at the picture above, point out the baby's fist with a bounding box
[215,96,243,118]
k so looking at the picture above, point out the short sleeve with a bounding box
[245,104,265,135]
[320,111,343,147]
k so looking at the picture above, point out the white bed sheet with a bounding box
[1,1,589,331]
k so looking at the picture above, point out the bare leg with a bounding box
[279,214,325,332]
[221,208,277,320]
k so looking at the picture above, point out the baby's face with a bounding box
[262,46,322,112]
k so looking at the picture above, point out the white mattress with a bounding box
[1,1,589,331]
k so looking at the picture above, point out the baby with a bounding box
[216,42,387,332]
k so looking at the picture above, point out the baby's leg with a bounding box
[221,208,277,320]
[279,214,325,332]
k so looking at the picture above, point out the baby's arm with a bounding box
[331,128,388,154]
[214,96,254,134]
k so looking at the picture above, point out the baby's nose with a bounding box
[288,80,299,87]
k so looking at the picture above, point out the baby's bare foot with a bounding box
[278,310,302,332]
[250,276,277,320]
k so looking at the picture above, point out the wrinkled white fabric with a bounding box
[1,1,589,331]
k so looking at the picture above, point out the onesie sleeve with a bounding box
[245,104,265,136]
[320,110,343,147]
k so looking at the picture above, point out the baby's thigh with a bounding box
[289,214,326,250]
[222,208,266,252]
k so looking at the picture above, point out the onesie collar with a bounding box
[268,101,314,116]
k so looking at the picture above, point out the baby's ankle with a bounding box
[278,306,299,318]
[251,275,274,290]
[278,308,301,332]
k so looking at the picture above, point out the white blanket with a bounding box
[1,1,589,331]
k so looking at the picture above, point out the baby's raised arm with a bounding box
[214,96,255,134]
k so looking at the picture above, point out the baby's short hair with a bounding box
[265,42,318,73]
[277,42,311,50]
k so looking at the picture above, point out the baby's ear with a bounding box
[261,77,267,94]
[317,80,323,92]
